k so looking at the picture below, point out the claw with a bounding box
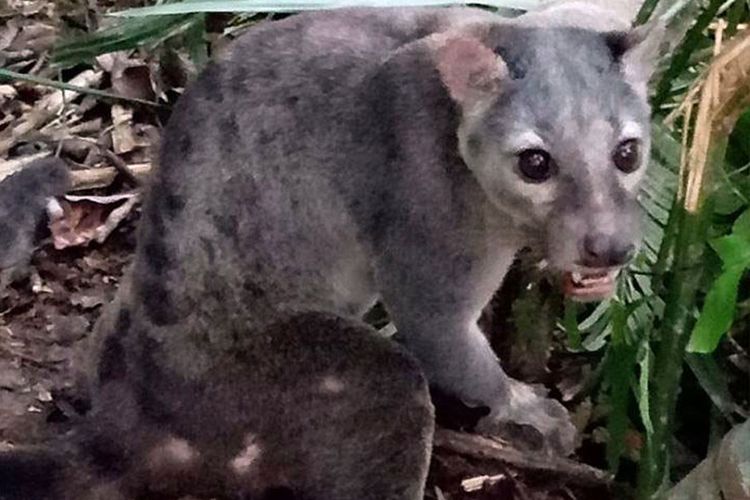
[478,380,577,456]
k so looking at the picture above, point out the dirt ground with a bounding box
[0,210,136,449]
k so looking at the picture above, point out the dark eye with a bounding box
[517,149,556,183]
[613,139,640,173]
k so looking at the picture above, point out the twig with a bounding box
[433,429,612,487]
[101,149,141,187]
[69,163,151,191]
[0,344,55,370]
[0,70,104,156]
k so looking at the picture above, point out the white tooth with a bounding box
[572,271,583,283]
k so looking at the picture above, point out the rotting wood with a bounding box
[433,428,612,487]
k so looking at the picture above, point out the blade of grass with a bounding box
[0,68,163,107]
[109,0,542,17]
[605,301,638,474]
[636,0,662,25]
[52,14,201,67]
[562,300,582,350]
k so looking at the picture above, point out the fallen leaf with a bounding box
[48,192,140,249]
[8,20,56,53]
[97,51,156,102]
[70,293,104,310]
[111,104,137,154]
[0,17,20,52]
[0,70,103,156]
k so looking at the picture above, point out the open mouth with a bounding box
[562,268,620,302]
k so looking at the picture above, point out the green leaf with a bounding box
[710,234,750,267]
[563,300,582,349]
[605,301,638,473]
[111,0,542,17]
[732,207,750,239]
[52,14,202,67]
[184,13,209,71]
[687,265,746,353]
[635,0,660,24]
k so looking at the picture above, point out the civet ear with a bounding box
[433,34,508,110]
[605,20,666,98]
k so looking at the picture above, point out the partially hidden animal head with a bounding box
[432,13,664,301]
[0,157,69,275]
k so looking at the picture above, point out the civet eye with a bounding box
[613,139,640,173]
[517,149,556,183]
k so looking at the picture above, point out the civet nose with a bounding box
[582,232,635,267]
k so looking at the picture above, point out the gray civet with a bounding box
[0,158,69,290]
[0,4,665,500]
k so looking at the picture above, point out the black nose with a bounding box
[582,233,635,267]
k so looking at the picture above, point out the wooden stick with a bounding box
[101,149,141,187]
[0,70,103,156]
[433,429,612,487]
[69,163,151,191]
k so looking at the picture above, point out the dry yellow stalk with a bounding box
[678,27,750,213]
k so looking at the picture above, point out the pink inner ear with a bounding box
[435,36,503,105]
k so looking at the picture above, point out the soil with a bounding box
[0,214,136,449]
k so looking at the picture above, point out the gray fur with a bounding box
[82,311,433,500]
[0,157,69,289]
[80,5,662,498]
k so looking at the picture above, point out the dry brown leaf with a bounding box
[8,20,56,53]
[96,51,156,102]
[0,70,103,156]
[111,104,137,154]
[0,18,20,52]
[47,192,140,249]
